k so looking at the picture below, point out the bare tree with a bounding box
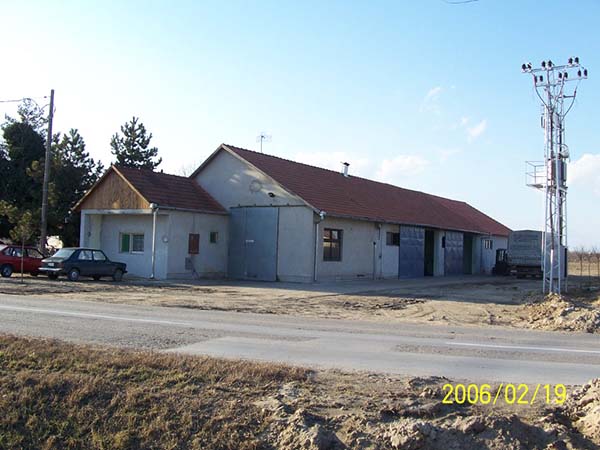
[574,246,586,277]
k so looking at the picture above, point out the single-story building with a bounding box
[74,165,228,279]
[76,144,510,281]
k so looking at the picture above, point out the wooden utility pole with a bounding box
[39,89,54,253]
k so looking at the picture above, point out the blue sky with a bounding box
[1,0,598,246]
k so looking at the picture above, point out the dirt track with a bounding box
[1,275,599,333]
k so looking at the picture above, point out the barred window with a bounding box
[323,228,342,261]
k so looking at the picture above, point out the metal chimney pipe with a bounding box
[342,162,349,177]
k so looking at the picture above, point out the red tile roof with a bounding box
[116,166,226,214]
[224,144,510,236]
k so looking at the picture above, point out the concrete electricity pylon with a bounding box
[522,58,588,294]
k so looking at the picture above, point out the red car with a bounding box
[0,245,45,278]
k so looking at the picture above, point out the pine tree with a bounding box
[110,117,161,170]
[50,129,104,246]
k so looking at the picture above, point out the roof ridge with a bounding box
[115,164,190,181]
[223,144,464,203]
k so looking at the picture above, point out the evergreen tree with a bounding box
[50,129,104,245]
[0,120,45,240]
[0,99,105,246]
[110,117,161,170]
[3,98,48,133]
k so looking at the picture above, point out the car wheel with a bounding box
[92,275,101,281]
[48,273,59,280]
[30,272,39,277]
[67,268,80,282]
[1,264,13,278]
[112,269,124,282]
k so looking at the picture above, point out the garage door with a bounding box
[399,226,425,278]
[444,231,464,275]
[228,207,279,281]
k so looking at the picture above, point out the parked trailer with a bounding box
[507,230,543,278]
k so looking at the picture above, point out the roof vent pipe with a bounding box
[342,162,349,177]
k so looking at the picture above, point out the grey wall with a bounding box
[195,150,306,209]
[317,216,378,281]
[81,210,228,280]
[100,213,169,279]
[166,211,228,279]
[479,235,508,274]
[277,207,315,282]
[380,224,400,279]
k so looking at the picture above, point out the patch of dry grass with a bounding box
[0,335,307,450]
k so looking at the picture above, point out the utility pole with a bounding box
[40,89,54,253]
[522,58,588,294]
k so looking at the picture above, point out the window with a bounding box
[120,234,130,253]
[132,234,144,253]
[78,250,93,260]
[188,233,200,254]
[26,249,44,259]
[53,248,76,259]
[210,232,219,244]
[11,248,23,258]
[386,232,400,246]
[93,250,107,261]
[323,228,342,261]
[120,233,145,253]
[483,239,493,250]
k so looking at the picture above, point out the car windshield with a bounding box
[52,249,76,259]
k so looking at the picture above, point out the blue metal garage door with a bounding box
[399,226,425,278]
[444,231,464,275]
[228,207,279,281]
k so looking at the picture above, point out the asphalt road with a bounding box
[1,294,599,384]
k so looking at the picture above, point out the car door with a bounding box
[25,248,44,273]
[92,250,113,276]
[76,250,94,276]
[9,247,24,271]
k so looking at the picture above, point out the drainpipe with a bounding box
[150,203,158,279]
[313,211,326,282]
[378,224,383,279]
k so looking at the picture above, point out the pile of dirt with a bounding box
[523,292,600,333]
[565,379,600,443]
[256,375,600,450]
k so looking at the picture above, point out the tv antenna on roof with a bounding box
[256,132,271,153]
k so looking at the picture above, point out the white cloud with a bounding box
[460,116,469,127]
[467,119,487,142]
[420,86,443,114]
[569,153,600,196]
[424,86,442,102]
[375,154,429,184]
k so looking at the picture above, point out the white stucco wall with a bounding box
[478,235,508,274]
[166,211,228,278]
[100,213,169,279]
[276,207,315,283]
[195,150,306,209]
[380,224,400,279]
[317,216,379,281]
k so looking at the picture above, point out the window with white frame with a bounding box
[483,239,493,250]
[120,233,145,253]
